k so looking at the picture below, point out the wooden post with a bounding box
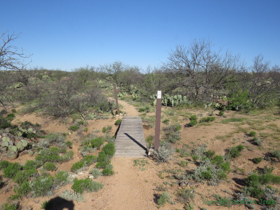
[114,85,120,115]
[154,90,162,150]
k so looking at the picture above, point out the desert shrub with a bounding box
[69,125,79,131]
[189,115,197,121]
[219,162,231,173]
[102,142,116,157]
[253,137,263,146]
[71,178,103,194]
[65,141,72,148]
[115,119,122,125]
[252,157,262,164]
[91,137,104,149]
[29,175,54,197]
[138,108,145,112]
[53,171,69,187]
[0,109,8,116]
[3,163,22,178]
[81,155,97,166]
[0,160,10,169]
[179,148,190,157]
[60,151,74,162]
[12,109,17,113]
[96,151,111,169]
[61,190,84,202]
[23,160,39,170]
[90,168,102,179]
[102,168,114,176]
[180,160,188,167]
[43,162,57,171]
[0,117,11,129]
[189,120,197,127]
[199,117,215,123]
[70,161,85,173]
[186,158,226,185]
[211,155,224,165]
[204,150,215,159]
[45,132,65,145]
[249,131,257,137]
[163,123,181,143]
[150,142,173,163]
[262,186,280,209]
[102,127,107,133]
[157,192,172,206]
[226,145,244,159]
[192,155,199,162]
[260,166,274,175]
[177,187,195,203]
[192,144,207,159]
[1,203,18,210]
[271,150,280,160]
[219,110,224,116]
[6,113,15,121]
[162,119,170,125]
[14,181,31,196]
[13,169,38,184]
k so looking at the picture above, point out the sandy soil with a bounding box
[0,99,280,210]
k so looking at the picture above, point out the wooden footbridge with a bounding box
[114,116,147,157]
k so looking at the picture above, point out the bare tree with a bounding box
[0,31,32,109]
[163,39,241,102]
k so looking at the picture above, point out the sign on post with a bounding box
[114,85,120,115]
[154,90,162,150]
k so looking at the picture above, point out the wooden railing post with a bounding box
[154,90,162,150]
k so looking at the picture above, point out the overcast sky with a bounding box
[1,0,279,72]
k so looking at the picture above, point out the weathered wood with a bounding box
[114,116,147,157]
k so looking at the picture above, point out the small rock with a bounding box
[78,172,84,175]
[89,175,94,179]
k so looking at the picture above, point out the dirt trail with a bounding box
[80,99,163,210]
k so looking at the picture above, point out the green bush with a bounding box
[6,113,15,121]
[211,155,224,165]
[71,161,85,173]
[162,119,170,125]
[91,137,104,149]
[219,162,231,173]
[81,155,97,166]
[201,171,212,180]
[249,131,257,137]
[189,115,197,121]
[102,127,107,133]
[192,155,199,162]
[12,109,17,113]
[102,168,114,176]
[138,108,145,112]
[157,192,171,206]
[1,203,18,210]
[13,181,31,196]
[54,171,69,186]
[102,142,116,157]
[65,141,72,148]
[199,117,215,123]
[189,120,197,127]
[13,169,38,184]
[3,163,22,178]
[227,145,244,159]
[204,150,215,159]
[252,157,262,164]
[69,125,79,131]
[0,160,10,169]
[115,119,122,125]
[29,175,54,197]
[0,117,11,129]
[90,168,102,179]
[71,178,103,194]
[270,150,280,160]
[219,110,224,116]
[236,144,244,151]
[43,162,57,171]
